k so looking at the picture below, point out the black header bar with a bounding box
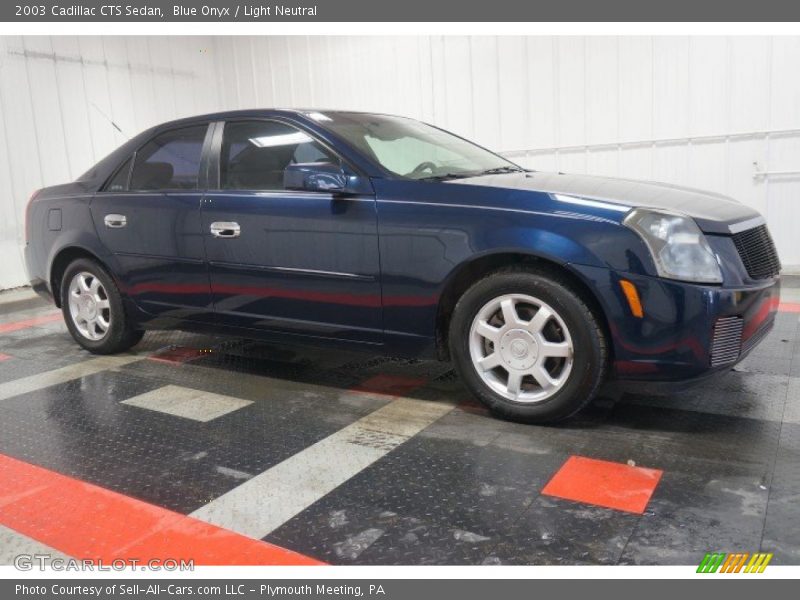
[3,0,800,22]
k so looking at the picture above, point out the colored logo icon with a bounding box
[697,552,773,573]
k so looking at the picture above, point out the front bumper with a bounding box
[572,264,780,382]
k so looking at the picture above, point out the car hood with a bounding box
[447,171,762,234]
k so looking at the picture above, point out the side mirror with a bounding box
[284,162,348,193]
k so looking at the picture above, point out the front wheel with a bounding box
[449,269,607,423]
[61,258,144,354]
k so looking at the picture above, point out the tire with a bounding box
[449,268,607,423]
[60,258,144,354]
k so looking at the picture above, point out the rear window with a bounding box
[130,125,208,191]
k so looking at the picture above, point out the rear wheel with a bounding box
[449,268,607,423]
[61,258,144,354]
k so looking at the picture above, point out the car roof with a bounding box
[153,108,403,130]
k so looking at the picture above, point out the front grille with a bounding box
[710,316,743,367]
[732,224,781,280]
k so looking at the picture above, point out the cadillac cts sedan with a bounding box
[25,110,782,422]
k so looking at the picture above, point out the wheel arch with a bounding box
[435,251,612,362]
[49,246,110,308]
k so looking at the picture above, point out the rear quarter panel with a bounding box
[26,190,114,303]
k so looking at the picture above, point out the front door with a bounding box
[202,119,382,344]
[90,123,213,321]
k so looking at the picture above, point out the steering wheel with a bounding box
[408,161,437,177]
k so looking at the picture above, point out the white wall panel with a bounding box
[619,146,653,181]
[729,37,770,133]
[496,37,528,151]
[0,36,43,289]
[469,36,500,149]
[304,37,328,110]
[769,37,800,131]
[557,149,587,174]
[653,144,689,185]
[23,37,72,186]
[0,37,26,289]
[765,134,800,262]
[231,37,258,108]
[81,37,123,160]
[688,37,729,136]
[247,37,270,108]
[617,37,653,142]
[687,141,727,193]
[585,37,618,145]
[729,138,768,214]
[555,37,585,147]
[586,148,619,178]
[102,37,138,148]
[213,37,240,109]
[50,37,95,171]
[2,35,800,289]
[525,37,557,150]
[289,38,314,109]
[652,37,690,140]
[0,35,219,289]
[416,37,436,122]
[441,37,474,139]
[125,37,161,132]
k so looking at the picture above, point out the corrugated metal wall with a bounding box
[0,35,219,289]
[2,35,799,289]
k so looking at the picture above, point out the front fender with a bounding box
[373,182,654,355]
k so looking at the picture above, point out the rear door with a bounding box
[201,118,382,344]
[90,123,213,321]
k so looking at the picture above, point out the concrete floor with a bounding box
[0,281,799,566]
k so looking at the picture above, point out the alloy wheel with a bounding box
[67,271,112,341]
[468,293,574,403]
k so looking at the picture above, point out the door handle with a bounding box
[210,221,241,238]
[104,214,127,228]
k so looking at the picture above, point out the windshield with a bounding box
[309,112,522,180]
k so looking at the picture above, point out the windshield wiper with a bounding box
[478,166,526,175]
[418,166,525,181]
[418,172,475,182]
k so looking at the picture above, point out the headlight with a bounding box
[623,208,722,284]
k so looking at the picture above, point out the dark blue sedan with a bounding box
[24,110,782,422]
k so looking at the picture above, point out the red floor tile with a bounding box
[148,346,208,364]
[0,453,323,566]
[542,455,663,514]
[0,312,62,334]
[353,374,427,397]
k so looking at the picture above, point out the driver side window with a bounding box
[220,121,339,191]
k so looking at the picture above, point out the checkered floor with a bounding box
[0,280,799,566]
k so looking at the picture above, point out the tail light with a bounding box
[24,189,41,244]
